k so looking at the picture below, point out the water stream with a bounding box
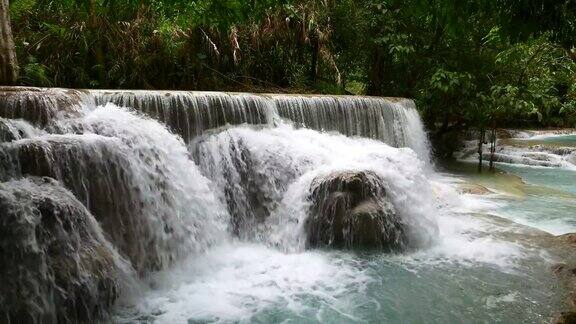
[0,88,571,323]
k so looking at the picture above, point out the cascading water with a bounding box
[0,87,85,125]
[89,90,430,161]
[456,132,576,235]
[191,123,437,250]
[0,105,228,274]
[0,89,231,321]
[272,95,431,161]
[0,87,568,323]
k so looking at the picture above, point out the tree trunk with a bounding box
[489,127,497,171]
[309,33,319,83]
[477,129,485,173]
[367,46,384,96]
[0,0,18,85]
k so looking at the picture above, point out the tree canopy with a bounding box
[8,0,576,140]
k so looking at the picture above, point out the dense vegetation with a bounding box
[5,0,576,156]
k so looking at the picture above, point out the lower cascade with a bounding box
[0,88,568,323]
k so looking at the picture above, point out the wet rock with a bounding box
[0,177,129,323]
[0,135,185,274]
[0,117,41,143]
[458,183,492,195]
[551,312,576,324]
[0,119,17,142]
[557,233,576,245]
[0,87,85,126]
[550,232,576,322]
[212,138,274,237]
[306,171,407,250]
[192,132,301,239]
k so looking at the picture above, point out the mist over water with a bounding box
[0,89,568,323]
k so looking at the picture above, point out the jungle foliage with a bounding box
[7,0,576,143]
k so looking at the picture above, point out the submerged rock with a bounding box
[0,177,129,323]
[458,183,492,195]
[305,171,408,250]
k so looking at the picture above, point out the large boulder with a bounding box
[0,135,184,274]
[0,177,129,323]
[305,170,408,250]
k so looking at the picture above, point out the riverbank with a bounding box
[448,130,576,323]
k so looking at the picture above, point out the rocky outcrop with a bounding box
[551,312,576,324]
[0,87,84,126]
[0,135,185,274]
[550,233,576,324]
[193,137,274,237]
[305,171,407,250]
[0,177,129,323]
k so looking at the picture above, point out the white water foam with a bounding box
[115,243,368,323]
[192,122,439,251]
[1,89,546,322]
[79,104,231,253]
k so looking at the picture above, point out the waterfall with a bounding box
[0,87,86,125]
[91,90,276,142]
[89,90,430,161]
[192,123,437,250]
[0,88,430,160]
[0,87,437,322]
[0,105,228,274]
[271,95,430,161]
